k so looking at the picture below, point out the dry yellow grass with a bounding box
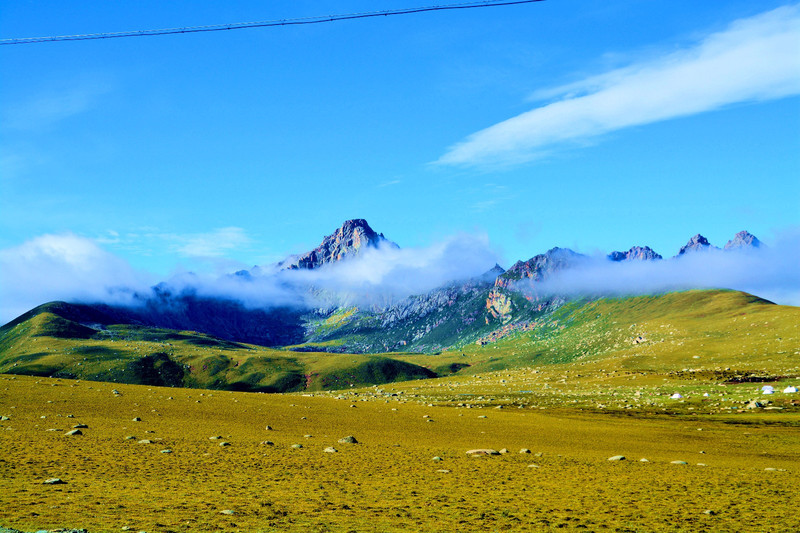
[1,374,798,532]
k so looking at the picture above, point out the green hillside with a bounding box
[0,304,436,392]
[1,290,797,394]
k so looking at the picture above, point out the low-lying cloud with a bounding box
[0,233,154,322]
[513,231,800,306]
[438,4,800,168]
[158,232,500,310]
[2,229,798,325]
[0,232,500,323]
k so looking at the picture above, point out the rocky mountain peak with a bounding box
[677,234,716,256]
[608,246,662,262]
[724,230,761,250]
[282,219,396,270]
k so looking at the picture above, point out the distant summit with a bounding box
[608,246,662,262]
[281,219,397,270]
[724,230,762,250]
[677,234,716,256]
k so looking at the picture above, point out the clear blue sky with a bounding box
[1,0,799,279]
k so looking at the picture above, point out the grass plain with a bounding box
[1,289,799,532]
[1,370,798,533]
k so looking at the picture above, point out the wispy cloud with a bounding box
[172,227,251,258]
[437,4,800,168]
[3,81,113,132]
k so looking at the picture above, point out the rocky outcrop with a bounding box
[724,230,761,250]
[677,234,717,256]
[281,219,396,270]
[495,247,584,288]
[608,246,662,261]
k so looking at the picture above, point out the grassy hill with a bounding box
[1,289,797,396]
[0,303,436,392]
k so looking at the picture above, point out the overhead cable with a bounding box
[0,0,545,46]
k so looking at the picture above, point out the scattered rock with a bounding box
[64,429,83,436]
[499,448,509,454]
[124,435,136,440]
[432,456,442,462]
[72,424,88,429]
[209,436,222,440]
[703,509,716,515]
[291,444,303,449]
[324,447,338,453]
[527,464,540,468]
[607,455,626,461]
[671,460,688,465]
[746,401,763,409]
[466,449,500,456]
[221,509,236,515]
[138,439,152,444]
[519,448,531,454]
[132,417,142,421]
[160,449,173,454]
[219,441,230,447]
[436,469,451,473]
[265,425,273,430]
[43,477,65,484]
[338,436,358,444]
[261,440,274,446]
[639,458,649,462]
[0,416,9,421]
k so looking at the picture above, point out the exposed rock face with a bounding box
[496,247,584,288]
[281,219,396,270]
[608,246,662,261]
[724,231,761,250]
[677,234,716,256]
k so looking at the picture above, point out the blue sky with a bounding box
[1,0,799,318]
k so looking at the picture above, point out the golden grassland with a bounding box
[1,372,799,533]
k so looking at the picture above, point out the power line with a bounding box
[0,0,545,46]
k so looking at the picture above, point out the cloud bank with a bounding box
[0,233,154,322]
[513,231,800,306]
[438,4,800,167]
[0,232,500,323]
[2,229,798,326]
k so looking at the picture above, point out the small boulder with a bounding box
[65,429,83,436]
[43,478,65,484]
[466,449,500,456]
[324,447,338,453]
[519,448,531,454]
[671,460,688,465]
[338,436,358,444]
[607,455,626,461]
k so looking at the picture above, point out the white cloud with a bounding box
[514,230,800,307]
[0,233,153,322]
[438,4,800,168]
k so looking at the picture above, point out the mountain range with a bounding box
[2,219,792,393]
[0,219,768,351]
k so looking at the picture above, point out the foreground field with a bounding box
[1,373,798,532]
